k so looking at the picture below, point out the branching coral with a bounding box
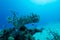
[8,11,40,28]
[0,11,41,40]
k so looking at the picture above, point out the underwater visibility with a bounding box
[0,0,60,40]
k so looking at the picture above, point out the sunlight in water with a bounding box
[31,0,56,5]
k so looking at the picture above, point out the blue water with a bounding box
[0,0,60,29]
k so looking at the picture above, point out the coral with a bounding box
[1,11,60,40]
[0,30,4,37]
[49,31,60,40]
[8,11,40,28]
[8,36,14,40]
[0,11,60,40]
[0,11,41,40]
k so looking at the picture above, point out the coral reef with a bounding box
[0,11,60,40]
[8,36,14,40]
[48,30,60,40]
[33,28,60,40]
[8,11,40,28]
[0,11,41,40]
